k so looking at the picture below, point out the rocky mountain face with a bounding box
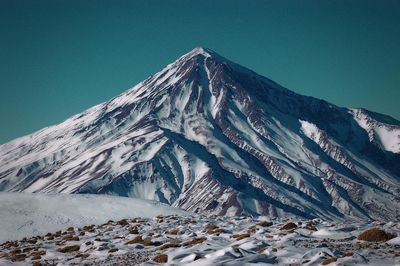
[1,47,399,221]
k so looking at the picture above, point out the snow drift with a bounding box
[0,192,188,243]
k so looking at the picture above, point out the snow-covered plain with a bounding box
[0,210,399,265]
[0,192,188,243]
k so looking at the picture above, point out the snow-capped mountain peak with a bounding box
[183,46,215,57]
[1,48,399,222]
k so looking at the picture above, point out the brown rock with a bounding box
[159,242,181,250]
[130,227,139,234]
[232,233,250,241]
[11,253,26,262]
[183,237,207,246]
[257,221,273,227]
[75,253,90,259]
[30,250,46,257]
[342,252,353,257]
[321,257,337,265]
[280,222,298,231]
[248,225,257,233]
[124,235,153,246]
[62,235,80,241]
[57,245,80,253]
[153,254,168,263]
[357,228,396,242]
[165,228,180,235]
[117,219,129,226]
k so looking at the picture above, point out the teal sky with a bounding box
[1,0,399,144]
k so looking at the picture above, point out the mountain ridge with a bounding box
[1,47,399,221]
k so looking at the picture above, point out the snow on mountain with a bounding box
[351,108,400,153]
[0,192,188,243]
[0,47,399,221]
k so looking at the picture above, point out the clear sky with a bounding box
[0,0,399,144]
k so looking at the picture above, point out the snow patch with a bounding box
[299,120,322,142]
[351,108,400,153]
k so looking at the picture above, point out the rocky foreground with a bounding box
[0,215,399,265]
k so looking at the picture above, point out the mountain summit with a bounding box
[1,47,399,221]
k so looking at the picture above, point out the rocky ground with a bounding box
[0,215,399,265]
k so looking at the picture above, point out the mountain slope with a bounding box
[1,47,399,221]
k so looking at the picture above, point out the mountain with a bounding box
[0,47,399,221]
